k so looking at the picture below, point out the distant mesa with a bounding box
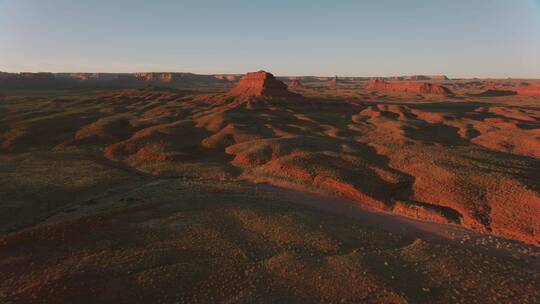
[0,71,224,89]
[367,77,454,96]
[228,70,300,99]
[427,75,450,81]
[0,72,57,88]
[389,75,449,81]
[132,72,220,84]
[135,72,171,83]
[288,79,303,90]
[213,74,239,82]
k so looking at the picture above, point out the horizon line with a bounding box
[2,70,540,80]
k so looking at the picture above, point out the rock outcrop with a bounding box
[367,77,454,96]
[214,74,239,82]
[228,71,300,99]
[288,79,303,90]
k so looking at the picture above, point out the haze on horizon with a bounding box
[1,0,540,78]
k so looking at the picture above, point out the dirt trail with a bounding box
[244,180,539,265]
[255,182,468,240]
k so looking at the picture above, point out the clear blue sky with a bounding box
[1,0,540,78]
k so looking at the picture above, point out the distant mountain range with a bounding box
[0,71,450,89]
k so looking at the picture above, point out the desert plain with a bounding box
[0,71,539,303]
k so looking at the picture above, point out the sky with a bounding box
[1,0,540,78]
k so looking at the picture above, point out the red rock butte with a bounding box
[367,77,454,96]
[288,79,303,89]
[228,70,300,98]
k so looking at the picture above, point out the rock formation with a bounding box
[134,72,176,83]
[214,74,239,82]
[228,70,300,98]
[288,79,303,90]
[389,75,449,81]
[133,72,220,84]
[429,75,450,81]
[367,77,453,96]
[0,72,224,89]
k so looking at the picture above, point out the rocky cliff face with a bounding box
[134,72,175,82]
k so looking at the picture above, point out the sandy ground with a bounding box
[1,169,539,303]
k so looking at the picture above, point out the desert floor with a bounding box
[1,79,539,303]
